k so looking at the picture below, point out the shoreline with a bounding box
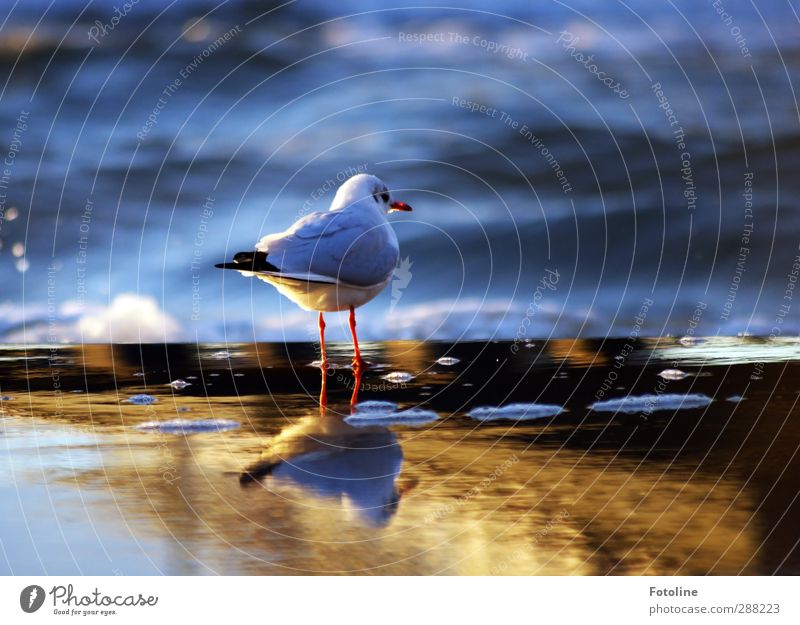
[1,336,799,574]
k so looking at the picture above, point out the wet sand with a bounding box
[0,337,799,575]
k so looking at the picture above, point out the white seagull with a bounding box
[216,173,412,368]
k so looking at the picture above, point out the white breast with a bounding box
[257,274,391,312]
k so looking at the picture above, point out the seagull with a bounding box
[215,173,412,369]
[239,408,405,527]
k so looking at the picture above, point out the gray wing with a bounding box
[256,210,399,287]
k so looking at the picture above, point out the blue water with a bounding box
[0,0,798,342]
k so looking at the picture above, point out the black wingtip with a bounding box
[215,250,280,272]
[239,461,281,485]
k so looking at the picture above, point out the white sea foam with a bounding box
[135,419,240,434]
[251,297,593,342]
[7,291,800,348]
[435,356,460,366]
[0,294,182,343]
[382,371,414,384]
[658,369,690,380]
[467,403,564,422]
[353,400,399,413]
[589,393,712,413]
[346,404,437,427]
[125,394,157,405]
[5,293,800,344]
[653,337,800,366]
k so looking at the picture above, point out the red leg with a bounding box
[349,305,366,369]
[318,312,328,367]
[319,365,328,411]
[350,364,363,410]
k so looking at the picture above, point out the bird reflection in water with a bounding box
[240,365,407,527]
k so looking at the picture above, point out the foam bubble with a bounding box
[382,371,414,384]
[135,419,240,434]
[125,394,157,405]
[435,357,460,366]
[658,369,690,380]
[345,406,437,427]
[590,393,712,413]
[354,400,399,413]
[467,403,564,422]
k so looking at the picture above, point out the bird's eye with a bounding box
[381,192,390,203]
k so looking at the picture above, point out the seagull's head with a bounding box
[332,173,413,214]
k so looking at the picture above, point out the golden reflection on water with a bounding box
[0,398,763,573]
[0,340,797,575]
[546,338,610,368]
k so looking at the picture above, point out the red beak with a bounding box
[389,201,412,212]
